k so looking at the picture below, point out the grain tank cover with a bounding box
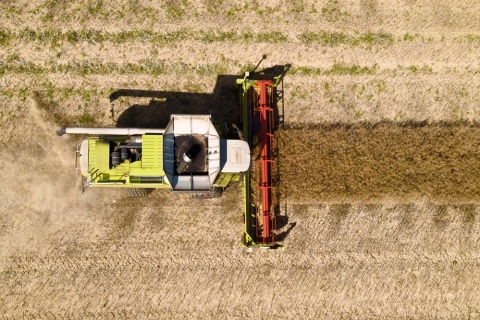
[162,115,220,191]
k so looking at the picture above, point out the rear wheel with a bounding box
[211,186,223,198]
[124,188,148,198]
[191,187,223,199]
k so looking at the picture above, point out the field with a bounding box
[1,0,480,319]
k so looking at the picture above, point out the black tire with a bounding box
[124,188,148,198]
[211,187,223,198]
[191,187,223,199]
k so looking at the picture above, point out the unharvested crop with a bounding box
[277,124,480,202]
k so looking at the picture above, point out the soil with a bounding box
[1,1,480,319]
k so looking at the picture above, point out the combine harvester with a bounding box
[57,115,249,198]
[57,73,281,249]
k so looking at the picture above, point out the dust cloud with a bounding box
[0,98,113,270]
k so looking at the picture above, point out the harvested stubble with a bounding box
[277,123,480,202]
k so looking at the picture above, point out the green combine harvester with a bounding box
[57,114,249,198]
[58,73,281,249]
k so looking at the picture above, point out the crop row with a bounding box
[1,58,435,77]
[0,28,459,47]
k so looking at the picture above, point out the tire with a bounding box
[211,187,223,198]
[191,187,223,199]
[124,188,148,198]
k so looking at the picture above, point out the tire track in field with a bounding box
[277,124,480,202]
[2,198,480,318]
[3,252,480,319]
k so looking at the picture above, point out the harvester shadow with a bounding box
[275,215,297,242]
[110,64,290,130]
[111,75,240,129]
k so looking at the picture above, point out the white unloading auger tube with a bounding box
[176,152,193,175]
[56,127,165,136]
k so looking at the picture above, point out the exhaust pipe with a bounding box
[56,127,165,136]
